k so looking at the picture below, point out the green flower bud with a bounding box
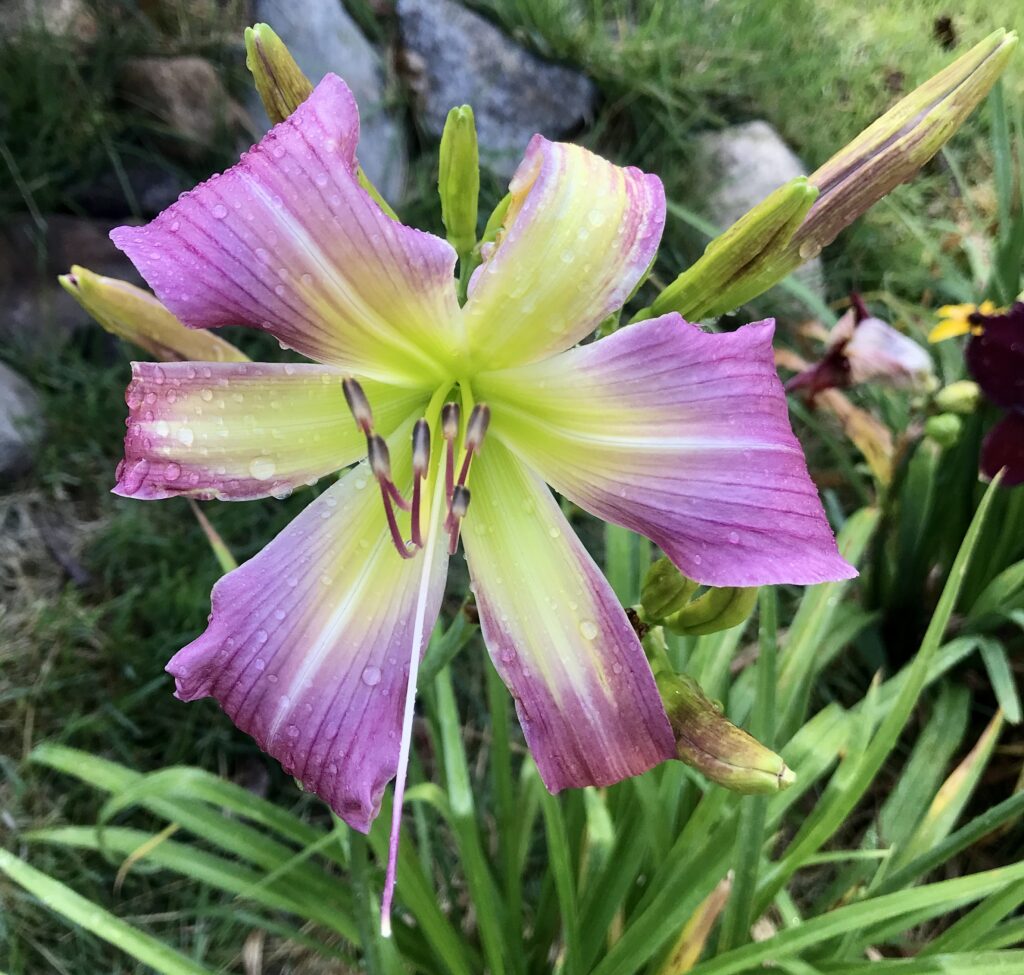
[663,585,758,637]
[924,412,963,448]
[244,23,313,125]
[641,557,699,621]
[783,29,1018,271]
[439,105,481,262]
[650,177,818,321]
[934,379,982,414]
[656,671,795,794]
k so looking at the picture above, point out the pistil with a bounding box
[410,419,430,548]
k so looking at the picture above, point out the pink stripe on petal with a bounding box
[168,452,449,831]
[111,75,461,386]
[463,136,665,370]
[476,315,855,587]
[461,440,674,791]
[115,361,425,501]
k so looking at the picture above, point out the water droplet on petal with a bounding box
[361,665,382,687]
[728,531,740,544]
[249,458,276,480]
[212,204,228,219]
[165,461,182,481]
[176,426,194,446]
[579,620,598,640]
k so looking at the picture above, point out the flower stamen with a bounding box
[369,434,415,559]
[441,402,460,505]
[447,484,471,555]
[341,377,374,435]
[410,419,430,548]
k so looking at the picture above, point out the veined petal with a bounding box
[167,443,449,831]
[116,361,426,500]
[476,315,854,587]
[111,75,461,386]
[460,440,675,792]
[966,303,1024,410]
[463,136,664,370]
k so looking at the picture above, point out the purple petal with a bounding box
[115,361,425,501]
[167,450,449,830]
[460,440,675,792]
[111,75,461,385]
[981,411,1024,487]
[476,314,855,587]
[966,303,1024,410]
[463,135,665,370]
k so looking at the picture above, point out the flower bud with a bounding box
[438,105,480,261]
[663,585,758,637]
[924,413,963,448]
[244,23,313,125]
[59,265,248,363]
[934,380,982,414]
[641,556,699,621]
[656,671,794,794]
[783,29,1018,271]
[650,177,818,321]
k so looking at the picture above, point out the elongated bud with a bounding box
[412,419,430,477]
[60,266,248,363]
[663,585,758,637]
[342,378,374,433]
[650,178,819,321]
[439,105,480,261]
[656,671,795,794]
[442,402,461,440]
[934,379,981,414]
[464,403,490,453]
[244,23,313,125]
[641,557,699,621]
[784,30,1018,269]
[368,434,392,480]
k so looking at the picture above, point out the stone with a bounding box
[1,0,97,42]
[694,120,826,319]
[0,362,43,482]
[0,215,141,354]
[248,0,407,203]
[396,0,599,181]
[118,56,236,164]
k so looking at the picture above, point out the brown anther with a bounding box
[464,404,490,454]
[367,434,392,481]
[412,419,430,478]
[442,402,461,440]
[342,377,374,433]
[447,485,471,555]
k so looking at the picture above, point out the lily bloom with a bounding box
[108,75,853,922]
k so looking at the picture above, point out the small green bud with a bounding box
[663,585,758,637]
[439,105,481,262]
[641,557,699,621]
[244,23,313,125]
[924,412,963,448]
[651,177,818,321]
[934,379,982,414]
[656,671,795,794]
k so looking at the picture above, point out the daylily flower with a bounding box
[107,75,854,925]
[786,294,934,401]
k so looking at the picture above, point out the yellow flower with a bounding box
[929,301,1001,343]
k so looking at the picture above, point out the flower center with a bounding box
[342,378,490,558]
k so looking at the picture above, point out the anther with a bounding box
[410,419,430,548]
[368,433,410,511]
[342,378,374,434]
[454,403,490,490]
[442,402,460,504]
[447,485,471,555]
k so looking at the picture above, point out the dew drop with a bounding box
[287,724,300,738]
[254,657,266,671]
[728,531,740,544]
[118,458,150,494]
[176,426,194,446]
[154,419,170,437]
[579,620,598,640]
[164,461,182,481]
[274,608,286,620]
[255,629,269,644]
[249,457,276,480]
[200,388,214,402]
[548,526,561,539]
[361,665,382,687]
[212,203,228,219]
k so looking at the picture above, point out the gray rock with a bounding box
[0,215,141,354]
[248,0,407,203]
[694,120,826,319]
[397,0,598,181]
[1,0,97,41]
[118,56,236,164]
[0,362,43,482]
